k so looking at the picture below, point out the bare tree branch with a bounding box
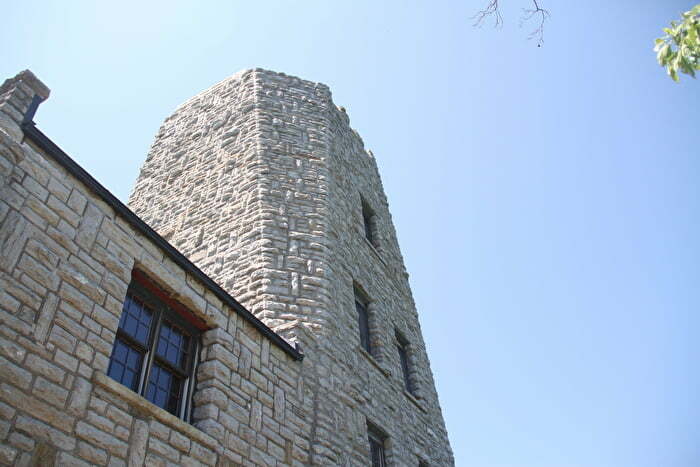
[472,0,503,28]
[473,0,550,46]
[520,0,550,47]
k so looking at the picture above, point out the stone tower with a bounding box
[129,68,454,465]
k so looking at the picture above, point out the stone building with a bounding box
[0,69,454,466]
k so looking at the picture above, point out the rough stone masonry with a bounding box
[0,68,454,466]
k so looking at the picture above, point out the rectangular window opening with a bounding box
[396,330,415,395]
[107,270,207,422]
[361,197,378,248]
[355,286,372,355]
[367,423,388,467]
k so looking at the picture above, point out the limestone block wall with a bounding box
[0,71,311,466]
[129,68,454,465]
[324,96,453,466]
[128,70,276,325]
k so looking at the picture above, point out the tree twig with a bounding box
[473,1,549,46]
[520,0,550,47]
[472,0,503,28]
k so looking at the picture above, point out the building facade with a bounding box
[0,69,454,466]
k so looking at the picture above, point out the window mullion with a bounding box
[139,307,164,397]
[115,329,148,354]
[152,355,188,379]
[181,338,200,421]
[136,350,150,396]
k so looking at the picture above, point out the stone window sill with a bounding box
[357,346,390,378]
[362,236,387,267]
[93,371,218,450]
[403,389,428,414]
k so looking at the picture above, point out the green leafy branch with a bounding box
[655,4,700,82]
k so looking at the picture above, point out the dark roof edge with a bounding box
[21,121,304,361]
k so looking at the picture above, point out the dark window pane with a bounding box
[122,366,137,390]
[118,296,131,328]
[107,339,144,391]
[135,325,149,344]
[397,342,413,393]
[108,361,124,383]
[364,214,373,241]
[118,294,153,345]
[158,366,170,386]
[146,363,183,416]
[123,313,137,337]
[171,329,180,346]
[156,321,190,369]
[167,347,178,366]
[356,300,371,353]
[127,348,141,369]
[113,340,127,361]
[369,435,386,467]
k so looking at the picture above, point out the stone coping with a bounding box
[403,390,428,414]
[92,371,219,450]
[357,346,390,378]
[363,236,387,267]
[0,69,50,100]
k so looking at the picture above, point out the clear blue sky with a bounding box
[3,1,699,465]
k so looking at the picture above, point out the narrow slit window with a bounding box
[367,423,388,467]
[361,198,378,248]
[396,331,415,395]
[355,289,371,354]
